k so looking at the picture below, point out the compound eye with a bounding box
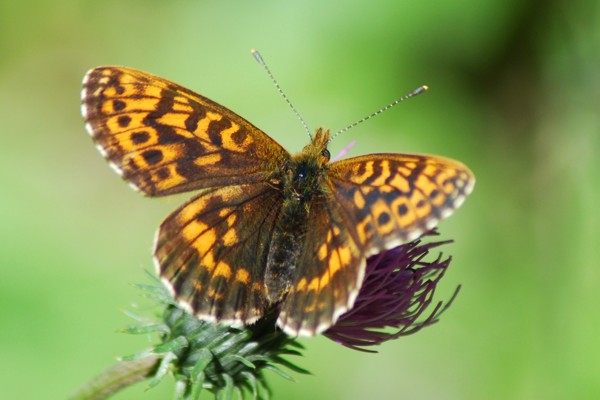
[321,149,331,160]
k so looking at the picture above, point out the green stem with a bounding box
[69,356,160,400]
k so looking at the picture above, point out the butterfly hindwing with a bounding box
[154,183,283,324]
[81,67,289,196]
[329,153,475,253]
[277,191,363,335]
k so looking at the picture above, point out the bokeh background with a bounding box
[1,1,598,399]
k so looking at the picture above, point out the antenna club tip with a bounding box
[251,49,265,65]
[413,85,429,95]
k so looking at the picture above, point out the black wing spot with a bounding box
[185,112,200,132]
[131,131,150,144]
[377,211,391,226]
[142,149,164,165]
[156,168,170,179]
[397,203,408,216]
[113,100,126,111]
[118,115,131,127]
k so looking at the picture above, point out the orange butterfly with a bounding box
[82,66,474,336]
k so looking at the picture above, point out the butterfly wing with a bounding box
[278,153,474,335]
[154,183,283,324]
[277,193,363,336]
[329,153,475,252]
[81,66,289,196]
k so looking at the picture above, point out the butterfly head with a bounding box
[283,128,332,201]
[302,127,331,166]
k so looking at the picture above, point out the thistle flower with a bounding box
[71,230,458,399]
[324,229,459,352]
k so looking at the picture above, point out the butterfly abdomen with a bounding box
[264,204,307,304]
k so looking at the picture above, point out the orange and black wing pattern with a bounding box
[154,183,283,325]
[277,192,363,335]
[81,66,289,196]
[329,153,475,254]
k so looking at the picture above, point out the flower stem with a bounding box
[69,356,160,400]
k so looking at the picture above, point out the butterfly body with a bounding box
[82,66,474,336]
[265,128,331,304]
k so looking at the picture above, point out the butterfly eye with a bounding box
[321,149,330,160]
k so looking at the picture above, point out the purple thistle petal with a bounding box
[324,230,460,352]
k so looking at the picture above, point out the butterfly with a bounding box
[81,66,474,336]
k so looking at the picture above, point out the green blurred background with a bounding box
[1,1,598,399]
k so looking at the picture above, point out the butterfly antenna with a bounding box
[252,49,312,140]
[329,85,429,142]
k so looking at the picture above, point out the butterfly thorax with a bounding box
[264,128,331,304]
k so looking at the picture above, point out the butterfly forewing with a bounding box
[154,183,283,324]
[329,153,475,253]
[81,67,289,196]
